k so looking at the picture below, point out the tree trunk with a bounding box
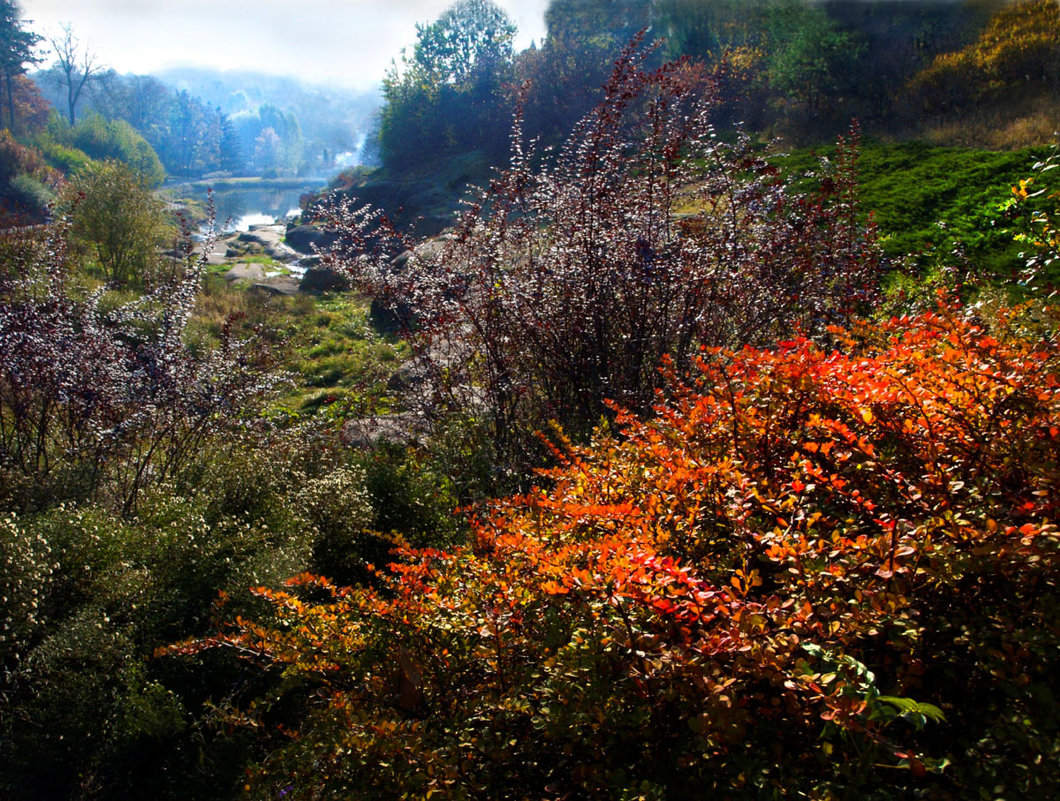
[5,69,16,132]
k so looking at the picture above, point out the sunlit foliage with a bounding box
[1010,143,1060,292]
[60,159,171,286]
[328,42,882,465]
[0,219,275,513]
[908,0,1060,113]
[171,301,1059,798]
[378,0,515,170]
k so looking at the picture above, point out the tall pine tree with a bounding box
[0,0,40,132]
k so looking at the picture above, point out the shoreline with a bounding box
[162,175,330,193]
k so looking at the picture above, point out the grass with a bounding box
[915,91,1060,151]
[773,141,1050,274]
[190,280,408,419]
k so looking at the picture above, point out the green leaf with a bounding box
[877,695,946,726]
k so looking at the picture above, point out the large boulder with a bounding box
[285,224,340,255]
[249,275,301,296]
[231,224,301,262]
[224,263,270,283]
[238,225,284,249]
[299,264,351,293]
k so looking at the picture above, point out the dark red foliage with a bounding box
[0,219,277,513]
[324,42,883,462]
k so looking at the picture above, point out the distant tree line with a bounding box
[54,71,232,177]
[376,0,1053,174]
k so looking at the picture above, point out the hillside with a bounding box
[2,1,1059,799]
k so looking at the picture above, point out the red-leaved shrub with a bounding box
[170,301,1059,799]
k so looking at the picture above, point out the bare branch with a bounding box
[47,23,103,125]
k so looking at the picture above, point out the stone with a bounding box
[224,263,270,283]
[299,264,351,293]
[249,275,301,296]
[285,224,339,255]
[341,412,427,449]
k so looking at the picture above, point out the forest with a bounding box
[1,0,1059,799]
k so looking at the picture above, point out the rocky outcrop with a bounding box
[225,224,301,263]
[249,275,301,296]
[299,264,351,293]
[224,263,271,283]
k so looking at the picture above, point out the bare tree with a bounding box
[48,23,101,124]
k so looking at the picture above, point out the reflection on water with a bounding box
[183,180,328,232]
[232,212,280,231]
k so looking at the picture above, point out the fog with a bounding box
[20,0,550,90]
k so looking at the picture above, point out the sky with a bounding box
[20,0,550,90]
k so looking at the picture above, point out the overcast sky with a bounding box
[20,0,550,90]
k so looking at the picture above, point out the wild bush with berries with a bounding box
[0,217,393,796]
[0,220,276,513]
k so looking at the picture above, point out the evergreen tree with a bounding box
[0,0,40,131]
[219,113,243,174]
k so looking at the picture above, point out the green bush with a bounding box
[358,441,466,550]
[48,111,166,187]
[35,133,91,175]
[0,436,380,799]
[7,173,54,213]
[0,513,56,683]
[61,159,171,286]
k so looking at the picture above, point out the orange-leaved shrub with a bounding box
[167,301,1059,799]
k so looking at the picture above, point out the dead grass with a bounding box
[917,94,1059,150]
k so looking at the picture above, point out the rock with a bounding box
[249,275,301,296]
[237,225,284,249]
[224,263,270,283]
[235,224,302,263]
[341,412,428,449]
[370,297,412,335]
[299,264,350,293]
[390,249,414,271]
[285,224,339,255]
[386,361,427,394]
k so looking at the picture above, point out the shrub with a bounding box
[326,42,882,466]
[0,130,61,222]
[0,469,329,800]
[1009,142,1060,293]
[0,421,387,800]
[34,133,91,175]
[60,159,172,286]
[6,173,54,215]
[52,111,166,188]
[170,301,1059,798]
[0,512,56,688]
[0,219,276,514]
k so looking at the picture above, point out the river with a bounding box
[164,177,330,232]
